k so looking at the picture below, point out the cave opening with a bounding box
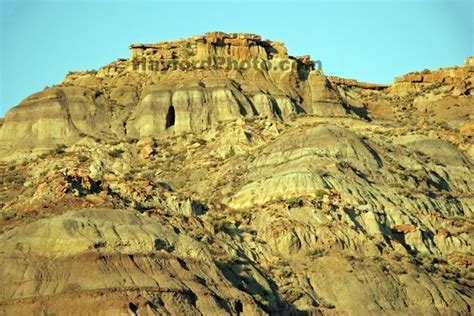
[235,300,243,314]
[165,105,175,129]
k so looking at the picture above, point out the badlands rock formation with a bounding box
[0,32,344,150]
[0,33,473,315]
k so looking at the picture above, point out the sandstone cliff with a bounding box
[0,32,348,151]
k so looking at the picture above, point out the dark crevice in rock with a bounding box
[165,105,175,129]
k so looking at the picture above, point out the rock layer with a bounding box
[0,33,350,151]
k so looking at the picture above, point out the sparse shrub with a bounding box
[1,210,18,221]
[141,170,155,181]
[129,168,141,175]
[108,148,124,158]
[345,254,357,261]
[188,230,204,241]
[123,172,134,181]
[286,197,304,209]
[209,217,231,233]
[306,247,326,257]
[54,144,67,154]
[314,189,329,199]
[437,122,451,131]
[38,152,50,159]
[389,263,408,275]
[391,252,404,261]
[78,156,89,163]
[442,265,461,280]
[127,138,139,144]
[3,175,16,184]
[4,174,26,185]
[22,187,35,199]
[416,253,436,272]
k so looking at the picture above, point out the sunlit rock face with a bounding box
[0,32,351,151]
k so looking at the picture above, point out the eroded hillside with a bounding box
[0,33,473,315]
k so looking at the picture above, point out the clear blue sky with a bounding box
[1,0,472,117]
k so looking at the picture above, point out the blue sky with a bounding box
[0,0,472,116]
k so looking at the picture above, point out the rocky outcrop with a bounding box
[0,33,354,152]
[390,64,473,100]
[328,58,474,126]
[328,76,388,90]
[127,32,294,72]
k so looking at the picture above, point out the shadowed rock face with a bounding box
[0,34,473,315]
